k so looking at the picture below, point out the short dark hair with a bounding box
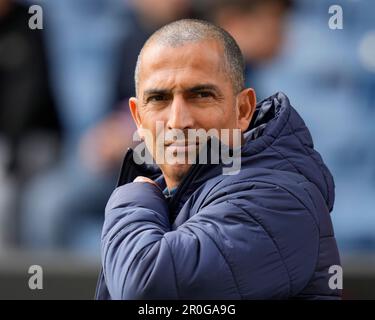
[134,19,245,95]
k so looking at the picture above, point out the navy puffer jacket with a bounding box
[95,92,341,299]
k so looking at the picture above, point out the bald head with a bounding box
[134,19,245,96]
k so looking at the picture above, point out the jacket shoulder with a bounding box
[196,168,324,296]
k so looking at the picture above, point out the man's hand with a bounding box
[133,176,158,186]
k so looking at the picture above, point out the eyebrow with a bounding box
[143,84,222,97]
[187,84,221,94]
[144,88,170,96]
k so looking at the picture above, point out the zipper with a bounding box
[116,148,134,187]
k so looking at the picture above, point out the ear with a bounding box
[129,97,142,128]
[237,88,256,132]
[129,97,144,138]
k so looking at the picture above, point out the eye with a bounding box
[196,91,214,98]
[148,95,166,102]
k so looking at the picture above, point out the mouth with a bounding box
[164,139,199,146]
[164,140,200,154]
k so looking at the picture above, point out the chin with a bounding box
[164,163,192,183]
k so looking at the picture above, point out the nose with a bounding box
[166,95,195,130]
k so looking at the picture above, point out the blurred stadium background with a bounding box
[0,0,374,299]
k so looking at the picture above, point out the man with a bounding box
[95,19,341,299]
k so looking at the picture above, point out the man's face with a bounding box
[129,40,254,188]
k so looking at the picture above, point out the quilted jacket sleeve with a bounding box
[101,180,319,299]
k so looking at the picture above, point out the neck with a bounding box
[164,176,180,191]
